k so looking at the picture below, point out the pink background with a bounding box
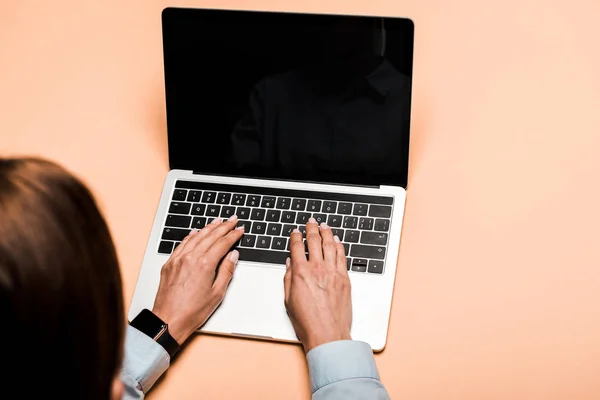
[2,1,600,398]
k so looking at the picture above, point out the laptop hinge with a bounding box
[191,171,379,189]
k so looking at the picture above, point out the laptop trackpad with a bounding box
[199,262,298,342]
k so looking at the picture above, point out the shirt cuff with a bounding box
[122,325,170,393]
[306,340,380,393]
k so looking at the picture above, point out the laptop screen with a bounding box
[162,8,414,188]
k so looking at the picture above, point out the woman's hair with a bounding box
[0,157,124,399]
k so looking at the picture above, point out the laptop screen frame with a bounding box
[161,7,414,189]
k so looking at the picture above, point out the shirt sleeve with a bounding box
[120,325,170,400]
[307,340,391,400]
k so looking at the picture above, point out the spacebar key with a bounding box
[350,244,386,260]
[236,248,288,265]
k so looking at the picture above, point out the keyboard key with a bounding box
[256,236,272,249]
[272,237,287,250]
[267,223,282,236]
[323,201,337,213]
[246,195,261,207]
[361,232,388,245]
[369,205,392,218]
[359,217,374,230]
[162,228,191,241]
[240,234,257,247]
[165,214,191,228]
[207,217,215,224]
[231,194,246,205]
[346,257,351,270]
[187,190,202,202]
[169,202,191,215]
[343,216,358,229]
[282,224,297,237]
[206,205,221,217]
[251,222,267,234]
[191,217,207,229]
[237,207,251,219]
[313,213,327,224]
[236,220,252,232]
[307,200,321,212]
[344,230,360,243]
[191,203,206,216]
[220,206,236,218]
[343,243,350,255]
[158,241,174,254]
[216,193,231,204]
[266,210,281,222]
[174,241,181,250]
[251,209,266,221]
[353,204,368,216]
[332,228,344,240]
[351,258,368,272]
[299,226,307,237]
[374,219,390,232]
[172,189,187,201]
[327,215,342,227]
[202,191,216,203]
[368,260,384,274]
[291,199,306,211]
[338,202,353,214]
[236,247,288,264]
[296,212,311,224]
[281,211,296,223]
[350,244,386,260]
[276,197,291,210]
[261,196,276,208]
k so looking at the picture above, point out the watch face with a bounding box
[130,309,167,339]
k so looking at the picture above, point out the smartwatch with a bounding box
[129,309,180,358]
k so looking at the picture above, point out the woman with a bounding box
[0,157,389,400]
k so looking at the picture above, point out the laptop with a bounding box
[129,7,414,351]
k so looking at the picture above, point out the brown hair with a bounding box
[0,157,124,399]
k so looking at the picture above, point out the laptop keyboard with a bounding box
[158,181,394,275]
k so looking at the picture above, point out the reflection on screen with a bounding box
[163,9,413,187]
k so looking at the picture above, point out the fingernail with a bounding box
[229,214,238,221]
[333,235,340,243]
[292,228,300,233]
[211,217,221,224]
[235,225,245,231]
[320,222,329,229]
[308,217,316,224]
[285,257,290,269]
[230,250,239,264]
[189,228,198,235]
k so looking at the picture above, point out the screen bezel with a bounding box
[161,7,414,189]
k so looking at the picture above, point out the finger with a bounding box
[193,215,239,254]
[319,223,337,267]
[212,250,239,295]
[305,218,323,261]
[289,229,307,263]
[334,235,348,275]
[178,217,223,255]
[171,228,199,257]
[206,224,245,262]
[283,257,292,304]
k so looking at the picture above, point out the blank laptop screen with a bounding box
[162,8,414,188]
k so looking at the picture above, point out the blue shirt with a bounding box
[121,326,390,399]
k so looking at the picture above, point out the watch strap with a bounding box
[156,328,180,358]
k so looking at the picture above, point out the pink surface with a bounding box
[2,1,600,399]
